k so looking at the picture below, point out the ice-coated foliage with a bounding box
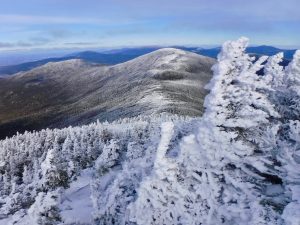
[130,38,299,225]
[129,37,284,225]
[0,114,196,225]
[285,50,300,95]
[275,50,300,225]
[279,121,300,225]
[28,191,61,225]
[264,52,285,88]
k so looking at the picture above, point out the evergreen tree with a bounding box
[28,191,61,225]
[130,38,284,225]
[284,50,300,120]
[41,137,69,189]
[275,51,300,224]
[95,139,120,175]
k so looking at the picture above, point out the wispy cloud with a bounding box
[99,27,149,38]
[0,41,35,49]
[0,28,88,50]
[29,37,51,45]
[0,42,15,48]
[46,29,75,38]
[64,42,98,46]
[0,14,123,25]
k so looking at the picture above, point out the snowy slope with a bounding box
[59,169,94,224]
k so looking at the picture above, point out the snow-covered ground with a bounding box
[59,169,94,225]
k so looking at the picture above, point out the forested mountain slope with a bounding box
[0,48,215,139]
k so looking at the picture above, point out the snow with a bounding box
[154,122,175,171]
[138,89,173,108]
[0,211,27,225]
[59,169,94,225]
[282,185,300,225]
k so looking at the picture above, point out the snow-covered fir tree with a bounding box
[274,51,300,225]
[130,37,285,225]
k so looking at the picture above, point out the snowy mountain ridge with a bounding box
[0,38,300,225]
[0,48,214,139]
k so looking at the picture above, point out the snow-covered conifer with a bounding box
[264,52,285,88]
[283,50,300,120]
[95,140,120,175]
[274,51,300,224]
[28,191,61,225]
[128,38,284,225]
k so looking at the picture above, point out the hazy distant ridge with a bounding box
[0,45,296,76]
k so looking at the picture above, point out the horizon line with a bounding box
[1,43,299,54]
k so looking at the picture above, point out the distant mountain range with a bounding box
[0,45,296,76]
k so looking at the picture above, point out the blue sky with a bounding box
[0,0,299,51]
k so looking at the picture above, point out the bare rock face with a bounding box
[0,48,215,139]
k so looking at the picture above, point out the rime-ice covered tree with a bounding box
[129,122,183,224]
[197,37,283,224]
[205,37,279,129]
[283,50,300,120]
[195,38,284,224]
[94,139,120,175]
[28,191,61,225]
[285,51,300,91]
[278,120,300,225]
[264,52,285,88]
[130,38,284,225]
[265,50,300,121]
[262,51,300,225]
[273,51,300,225]
[41,137,69,189]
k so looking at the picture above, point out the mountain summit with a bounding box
[0,48,215,139]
